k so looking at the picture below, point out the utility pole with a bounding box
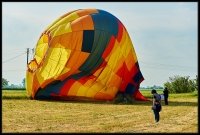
[27,48,29,64]
[32,48,35,59]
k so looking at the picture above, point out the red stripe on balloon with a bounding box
[102,36,115,59]
[116,21,123,42]
[60,79,76,96]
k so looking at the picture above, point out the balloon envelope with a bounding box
[26,9,147,101]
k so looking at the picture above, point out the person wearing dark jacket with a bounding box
[151,89,162,123]
[163,87,169,105]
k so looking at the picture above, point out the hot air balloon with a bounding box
[26,9,147,101]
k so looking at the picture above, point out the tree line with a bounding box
[2,78,25,89]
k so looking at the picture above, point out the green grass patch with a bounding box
[2,90,28,99]
[140,89,198,99]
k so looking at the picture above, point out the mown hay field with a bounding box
[2,90,198,133]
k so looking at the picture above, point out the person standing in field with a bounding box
[151,89,162,123]
[163,87,169,105]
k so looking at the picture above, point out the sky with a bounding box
[2,2,198,87]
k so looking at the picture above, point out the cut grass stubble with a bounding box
[2,90,198,133]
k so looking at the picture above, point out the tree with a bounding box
[2,78,9,88]
[22,78,25,88]
[194,75,198,91]
[164,75,196,93]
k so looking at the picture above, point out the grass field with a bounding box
[2,89,198,133]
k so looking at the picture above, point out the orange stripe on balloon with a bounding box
[94,92,113,100]
[76,9,98,17]
[80,15,94,30]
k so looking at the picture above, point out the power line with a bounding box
[141,65,197,72]
[3,52,27,63]
[140,61,196,69]
[141,62,198,72]
[3,69,26,72]
[3,48,35,64]
[3,48,196,73]
[3,51,27,54]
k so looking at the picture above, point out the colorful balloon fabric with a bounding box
[26,9,147,101]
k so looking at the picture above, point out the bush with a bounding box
[164,75,196,93]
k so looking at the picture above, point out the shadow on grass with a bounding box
[2,96,29,100]
[161,101,198,107]
[2,96,197,107]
